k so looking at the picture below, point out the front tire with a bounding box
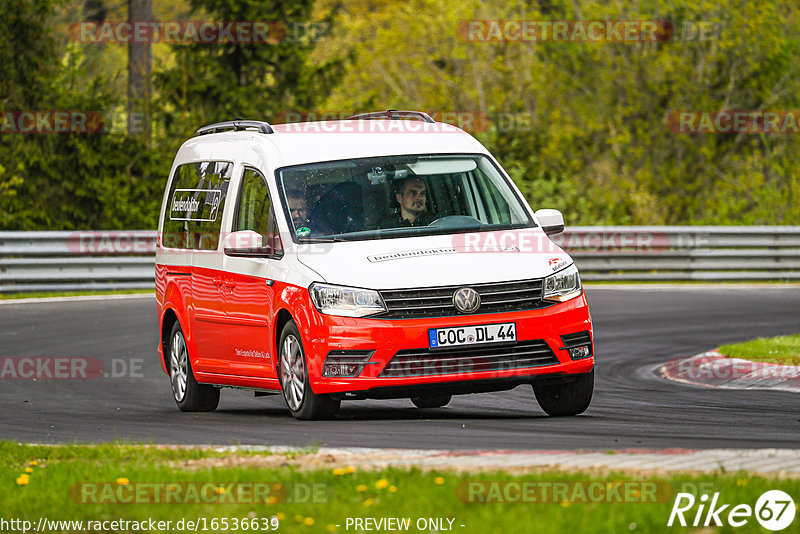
[168,321,219,412]
[532,370,594,416]
[279,320,340,420]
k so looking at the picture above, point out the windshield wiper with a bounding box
[297,236,348,243]
[297,223,536,243]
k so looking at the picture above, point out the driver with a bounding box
[378,177,435,228]
[286,188,310,229]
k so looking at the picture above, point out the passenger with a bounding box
[286,188,310,229]
[378,177,435,228]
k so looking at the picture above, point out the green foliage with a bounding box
[154,0,344,138]
[0,40,166,229]
[0,1,165,229]
[2,0,800,229]
[0,0,57,109]
[0,0,341,230]
[318,0,800,225]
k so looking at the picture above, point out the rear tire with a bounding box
[168,321,220,412]
[279,320,340,420]
[411,395,452,409]
[533,370,594,416]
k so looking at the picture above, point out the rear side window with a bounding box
[162,161,232,250]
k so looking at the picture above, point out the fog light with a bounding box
[560,331,593,360]
[324,363,359,376]
[322,350,374,377]
[568,345,591,359]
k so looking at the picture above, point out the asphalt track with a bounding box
[1,287,798,449]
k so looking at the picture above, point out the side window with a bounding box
[162,161,231,250]
[235,168,283,256]
[427,173,469,219]
[474,169,512,223]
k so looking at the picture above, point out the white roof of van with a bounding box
[185,119,492,168]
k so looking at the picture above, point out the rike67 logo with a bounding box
[668,490,795,531]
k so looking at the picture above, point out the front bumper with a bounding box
[302,292,594,395]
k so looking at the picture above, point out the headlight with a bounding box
[543,264,582,302]
[309,283,387,317]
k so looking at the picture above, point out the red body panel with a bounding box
[155,264,192,374]
[191,264,233,375]
[156,266,593,396]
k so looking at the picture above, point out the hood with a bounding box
[295,228,572,290]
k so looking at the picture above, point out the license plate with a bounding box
[429,323,516,349]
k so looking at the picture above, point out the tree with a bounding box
[0,0,166,230]
[317,0,800,225]
[155,0,344,136]
[128,0,152,138]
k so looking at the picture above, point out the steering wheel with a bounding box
[427,215,484,229]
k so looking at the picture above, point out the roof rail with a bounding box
[345,110,435,123]
[196,120,274,136]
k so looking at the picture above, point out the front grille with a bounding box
[379,339,558,377]
[376,278,550,319]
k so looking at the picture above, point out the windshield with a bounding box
[277,154,535,241]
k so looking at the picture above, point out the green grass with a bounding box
[1,442,797,534]
[0,289,154,300]
[719,334,800,366]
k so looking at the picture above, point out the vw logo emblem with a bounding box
[453,287,480,314]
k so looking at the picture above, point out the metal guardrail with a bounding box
[0,231,156,293]
[551,227,800,281]
[1,227,800,292]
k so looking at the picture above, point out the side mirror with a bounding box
[534,209,565,236]
[223,230,282,258]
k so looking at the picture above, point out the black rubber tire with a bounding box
[411,395,452,408]
[278,320,340,420]
[532,370,594,416]
[168,321,220,412]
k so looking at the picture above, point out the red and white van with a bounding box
[155,111,594,419]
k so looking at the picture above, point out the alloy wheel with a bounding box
[169,331,188,402]
[280,334,305,411]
